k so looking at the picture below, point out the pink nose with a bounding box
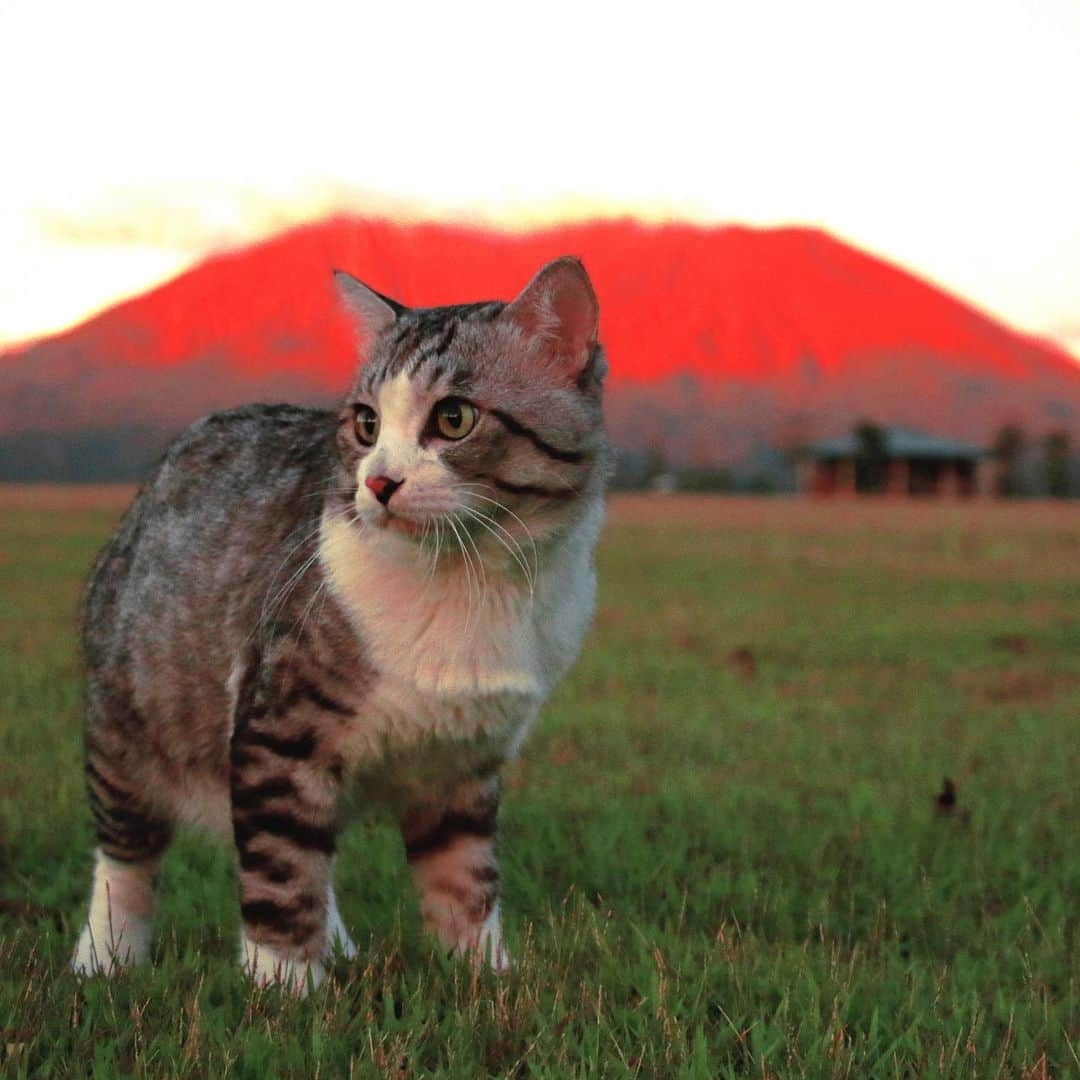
[365,475,403,505]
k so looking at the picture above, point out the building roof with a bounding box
[802,426,989,460]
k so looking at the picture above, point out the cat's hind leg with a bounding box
[401,775,508,972]
[72,752,172,975]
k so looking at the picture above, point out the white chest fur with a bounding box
[319,501,602,783]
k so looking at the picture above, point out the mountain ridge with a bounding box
[2,215,1078,479]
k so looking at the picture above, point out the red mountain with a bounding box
[2,216,1078,479]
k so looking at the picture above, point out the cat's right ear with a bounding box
[333,270,404,341]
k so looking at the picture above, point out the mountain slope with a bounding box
[2,216,1078,478]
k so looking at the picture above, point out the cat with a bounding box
[71,256,611,993]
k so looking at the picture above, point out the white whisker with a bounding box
[458,505,535,597]
[290,576,329,663]
[252,522,327,649]
[465,504,535,588]
[256,520,325,621]
[444,513,478,637]
[454,484,540,584]
[453,509,490,619]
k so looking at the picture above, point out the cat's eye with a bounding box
[433,398,477,440]
[354,404,379,446]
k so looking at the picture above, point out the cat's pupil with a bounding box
[444,404,462,428]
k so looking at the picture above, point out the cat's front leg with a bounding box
[230,673,345,995]
[401,773,508,971]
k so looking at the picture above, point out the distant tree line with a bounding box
[850,421,1079,498]
[1,421,1074,497]
[853,422,888,493]
[612,422,1080,498]
[993,424,1078,498]
[611,446,793,494]
[0,427,174,483]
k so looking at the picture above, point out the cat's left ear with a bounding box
[502,257,599,379]
[333,269,405,340]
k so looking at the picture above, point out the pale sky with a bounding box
[1,0,1078,357]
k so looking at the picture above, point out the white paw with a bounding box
[472,907,510,973]
[241,935,326,996]
[72,850,157,976]
[71,915,151,976]
[324,920,358,961]
[324,886,358,961]
[443,903,509,972]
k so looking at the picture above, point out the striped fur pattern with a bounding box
[72,257,610,991]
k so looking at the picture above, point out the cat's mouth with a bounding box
[378,510,421,538]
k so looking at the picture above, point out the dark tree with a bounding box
[676,465,733,492]
[992,424,1026,497]
[1044,430,1071,498]
[854,421,888,494]
[611,445,667,490]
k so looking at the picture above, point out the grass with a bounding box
[1,488,1079,1077]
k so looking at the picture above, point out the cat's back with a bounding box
[140,402,335,512]
[82,403,337,674]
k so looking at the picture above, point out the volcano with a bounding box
[2,216,1078,481]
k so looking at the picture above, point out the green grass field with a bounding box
[1,488,1078,1078]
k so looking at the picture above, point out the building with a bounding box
[796,426,993,496]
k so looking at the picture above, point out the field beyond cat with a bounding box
[1,491,1078,1077]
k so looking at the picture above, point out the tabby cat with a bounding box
[70,256,610,992]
